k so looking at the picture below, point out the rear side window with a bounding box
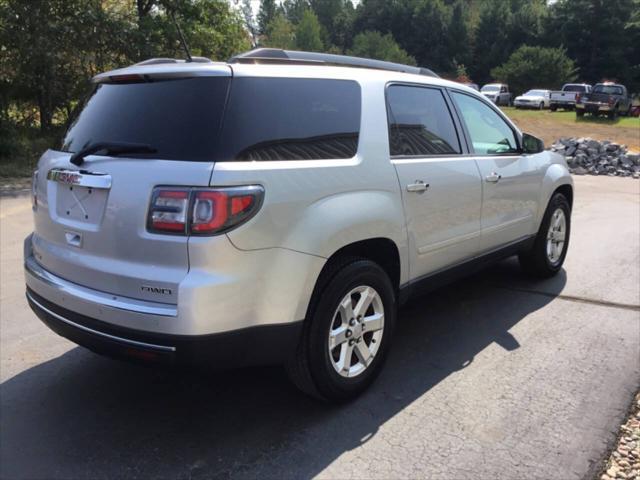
[219,78,361,161]
[62,77,230,161]
[386,85,461,156]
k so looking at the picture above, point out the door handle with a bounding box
[407,180,429,193]
[485,172,502,183]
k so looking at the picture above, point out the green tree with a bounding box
[257,0,278,34]
[491,45,577,95]
[448,1,471,69]
[282,0,311,24]
[295,10,324,51]
[469,0,512,86]
[264,14,296,50]
[547,0,637,90]
[348,31,416,65]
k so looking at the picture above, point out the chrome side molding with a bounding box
[47,168,112,189]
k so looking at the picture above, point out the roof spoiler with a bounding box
[228,48,439,78]
[133,57,213,66]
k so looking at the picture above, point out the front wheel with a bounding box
[608,108,618,120]
[286,258,396,402]
[519,193,571,278]
[539,102,544,110]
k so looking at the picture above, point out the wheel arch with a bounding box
[302,237,402,321]
[536,160,573,229]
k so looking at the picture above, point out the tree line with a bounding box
[1,0,639,137]
[253,0,639,93]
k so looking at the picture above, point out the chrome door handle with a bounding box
[407,180,429,193]
[485,172,502,183]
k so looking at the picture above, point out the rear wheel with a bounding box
[286,258,396,402]
[550,104,557,112]
[576,110,584,118]
[608,107,618,120]
[519,193,571,278]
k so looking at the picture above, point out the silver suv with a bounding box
[24,49,573,402]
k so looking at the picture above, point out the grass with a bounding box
[501,106,640,129]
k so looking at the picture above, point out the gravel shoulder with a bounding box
[600,393,640,480]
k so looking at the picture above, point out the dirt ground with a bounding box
[504,109,640,152]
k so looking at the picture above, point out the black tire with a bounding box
[550,105,557,112]
[285,258,396,402]
[539,102,544,110]
[519,193,571,278]
[576,110,584,118]
[608,107,618,120]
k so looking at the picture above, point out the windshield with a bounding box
[593,84,623,95]
[525,90,546,96]
[563,85,587,92]
[62,77,230,161]
[481,85,500,92]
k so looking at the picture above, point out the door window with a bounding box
[451,92,519,155]
[386,85,461,156]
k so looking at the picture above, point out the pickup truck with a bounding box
[549,84,591,111]
[480,83,512,106]
[575,83,632,120]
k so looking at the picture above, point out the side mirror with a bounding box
[522,133,544,154]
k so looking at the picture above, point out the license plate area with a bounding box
[55,184,108,225]
[47,169,111,229]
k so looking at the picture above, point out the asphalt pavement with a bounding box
[1,176,638,479]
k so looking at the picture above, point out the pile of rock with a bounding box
[549,138,640,178]
[600,393,640,480]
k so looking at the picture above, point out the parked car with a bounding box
[549,83,592,111]
[514,89,551,109]
[480,83,512,106]
[575,82,632,119]
[24,49,573,402]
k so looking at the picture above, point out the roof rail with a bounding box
[228,48,439,78]
[134,57,213,66]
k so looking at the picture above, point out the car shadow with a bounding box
[0,258,566,479]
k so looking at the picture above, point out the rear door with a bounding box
[387,84,482,280]
[449,90,541,252]
[31,70,231,303]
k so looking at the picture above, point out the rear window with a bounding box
[218,78,361,161]
[563,85,587,92]
[62,77,230,161]
[593,84,623,95]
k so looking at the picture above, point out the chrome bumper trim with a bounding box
[25,255,177,317]
[27,291,176,352]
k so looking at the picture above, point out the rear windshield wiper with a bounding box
[70,142,157,166]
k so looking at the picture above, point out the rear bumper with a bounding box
[27,287,302,366]
[576,103,612,113]
[550,100,575,106]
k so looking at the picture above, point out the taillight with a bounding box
[608,96,615,105]
[575,93,581,103]
[31,170,38,211]
[147,185,264,235]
